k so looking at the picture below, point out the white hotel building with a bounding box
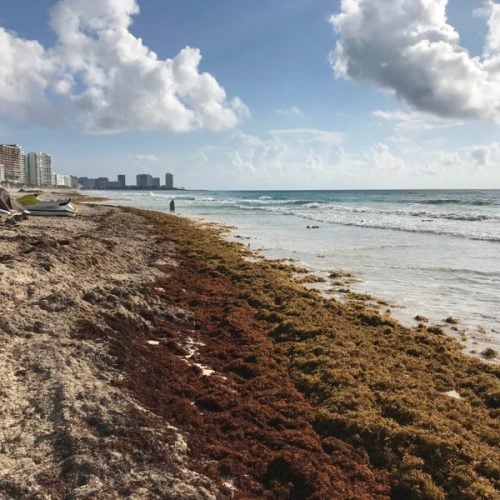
[27,152,53,187]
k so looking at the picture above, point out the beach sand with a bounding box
[0,205,222,498]
[0,202,498,498]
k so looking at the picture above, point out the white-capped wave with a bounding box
[229,203,500,242]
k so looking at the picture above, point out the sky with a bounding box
[0,0,500,189]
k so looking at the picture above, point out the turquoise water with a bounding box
[92,189,500,358]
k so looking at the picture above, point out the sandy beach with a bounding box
[0,201,498,498]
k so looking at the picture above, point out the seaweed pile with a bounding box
[77,209,389,498]
[129,209,499,499]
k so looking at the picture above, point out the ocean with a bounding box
[91,188,500,358]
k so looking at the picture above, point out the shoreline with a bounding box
[166,212,500,364]
[0,203,498,498]
[213,219,500,363]
[81,188,500,361]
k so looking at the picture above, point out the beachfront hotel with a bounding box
[136,173,154,189]
[136,173,161,189]
[165,172,174,189]
[0,143,77,188]
[26,152,53,187]
[0,144,24,184]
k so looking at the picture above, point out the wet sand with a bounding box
[0,203,498,498]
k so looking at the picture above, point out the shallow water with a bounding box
[91,188,500,357]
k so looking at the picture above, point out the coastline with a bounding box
[0,203,498,498]
[83,188,500,360]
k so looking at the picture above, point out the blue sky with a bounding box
[0,0,499,189]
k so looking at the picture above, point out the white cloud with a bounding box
[269,128,344,145]
[0,0,247,133]
[483,1,500,55]
[229,132,416,186]
[226,128,345,178]
[192,128,417,187]
[0,28,58,125]
[373,109,463,137]
[129,153,159,162]
[231,150,258,173]
[331,0,500,122]
[369,143,406,171]
[276,106,304,117]
[194,127,500,188]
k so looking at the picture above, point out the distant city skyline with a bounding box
[78,172,176,190]
[0,1,499,189]
[0,142,178,190]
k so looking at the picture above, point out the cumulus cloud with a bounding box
[483,1,500,55]
[0,28,58,125]
[434,142,498,171]
[0,0,247,133]
[228,128,345,176]
[331,0,500,122]
[369,143,406,171]
[194,129,418,188]
[176,128,500,188]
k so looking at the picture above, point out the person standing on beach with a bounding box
[169,199,175,213]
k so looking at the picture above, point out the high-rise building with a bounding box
[78,177,97,189]
[0,144,24,183]
[21,154,27,183]
[136,173,153,189]
[165,172,174,189]
[27,152,52,186]
[152,177,160,189]
[0,164,5,183]
[117,174,126,188]
[53,174,72,187]
[96,177,109,189]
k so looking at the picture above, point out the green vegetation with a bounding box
[16,194,39,206]
[131,209,500,499]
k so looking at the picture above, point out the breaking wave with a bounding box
[417,199,496,206]
[228,200,500,242]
